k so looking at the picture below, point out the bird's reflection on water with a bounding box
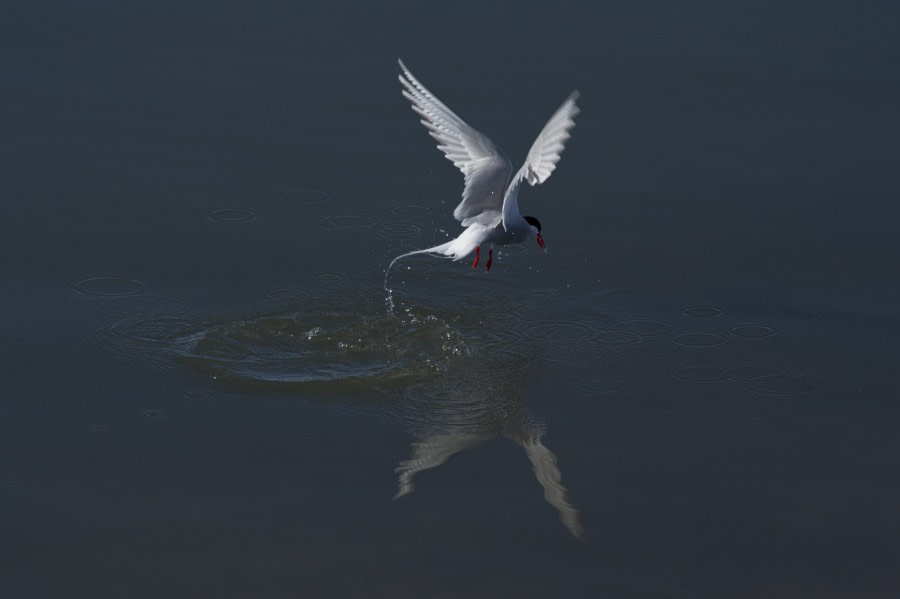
[394,425,583,540]
[78,282,585,539]
[392,345,584,540]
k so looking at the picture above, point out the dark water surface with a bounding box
[4,1,900,597]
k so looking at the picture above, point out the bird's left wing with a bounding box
[502,91,580,230]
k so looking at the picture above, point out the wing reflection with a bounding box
[394,433,491,500]
[520,431,585,540]
[393,348,584,540]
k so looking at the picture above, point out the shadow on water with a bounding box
[70,273,586,539]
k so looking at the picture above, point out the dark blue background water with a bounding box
[4,1,900,597]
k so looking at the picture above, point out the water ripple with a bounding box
[315,213,380,231]
[389,204,432,216]
[614,318,676,337]
[729,324,777,339]
[671,365,731,383]
[521,319,597,343]
[762,306,823,322]
[682,305,724,318]
[670,362,816,397]
[671,332,728,348]
[278,189,335,205]
[378,222,422,239]
[727,364,786,382]
[206,207,259,222]
[72,275,149,296]
[741,374,816,396]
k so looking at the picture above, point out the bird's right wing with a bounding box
[399,59,513,227]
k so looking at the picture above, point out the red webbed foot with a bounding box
[485,248,493,272]
[472,246,480,268]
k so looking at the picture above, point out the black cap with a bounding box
[523,216,542,233]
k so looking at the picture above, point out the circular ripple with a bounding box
[521,320,597,343]
[378,222,422,238]
[489,347,538,372]
[682,305,724,318]
[388,258,438,274]
[671,332,728,347]
[726,364,786,382]
[315,213,379,231]
[90,424,110,433]
[206,208,258,222]
[671,365,730,383]
[266,287,312,300]
[107,317,197,344]
[542,340,605,363]
[101,294,192,316]
[741,374,816,396]
[143,410,165,419]
[73,276,149,296]
[313,271,346,284]
[567,378,627,396]
[615,319,676,337]
[762,306,822,322]
[730,324,777,339]
[182,389,213,400]
[390,204,432,216]
[594,329,643,347]
[537,329,641,364]
[278,189,335,204]
[526,289,560,303]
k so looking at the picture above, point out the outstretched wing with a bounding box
[399,59,513,227]
[502,91,580,230]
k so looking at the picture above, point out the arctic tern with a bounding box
[386,59,580,279]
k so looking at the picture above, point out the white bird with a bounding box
[386,59,580,278]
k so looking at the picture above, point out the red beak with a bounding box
[536,233,546,252]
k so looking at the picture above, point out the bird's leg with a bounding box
[485,248,493,272]
[472,246,480,268]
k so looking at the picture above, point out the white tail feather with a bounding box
[383,225,488,296]
[383,241,454,293]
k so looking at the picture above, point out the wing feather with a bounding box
[399,60,512,227]
[502,91,580,230]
